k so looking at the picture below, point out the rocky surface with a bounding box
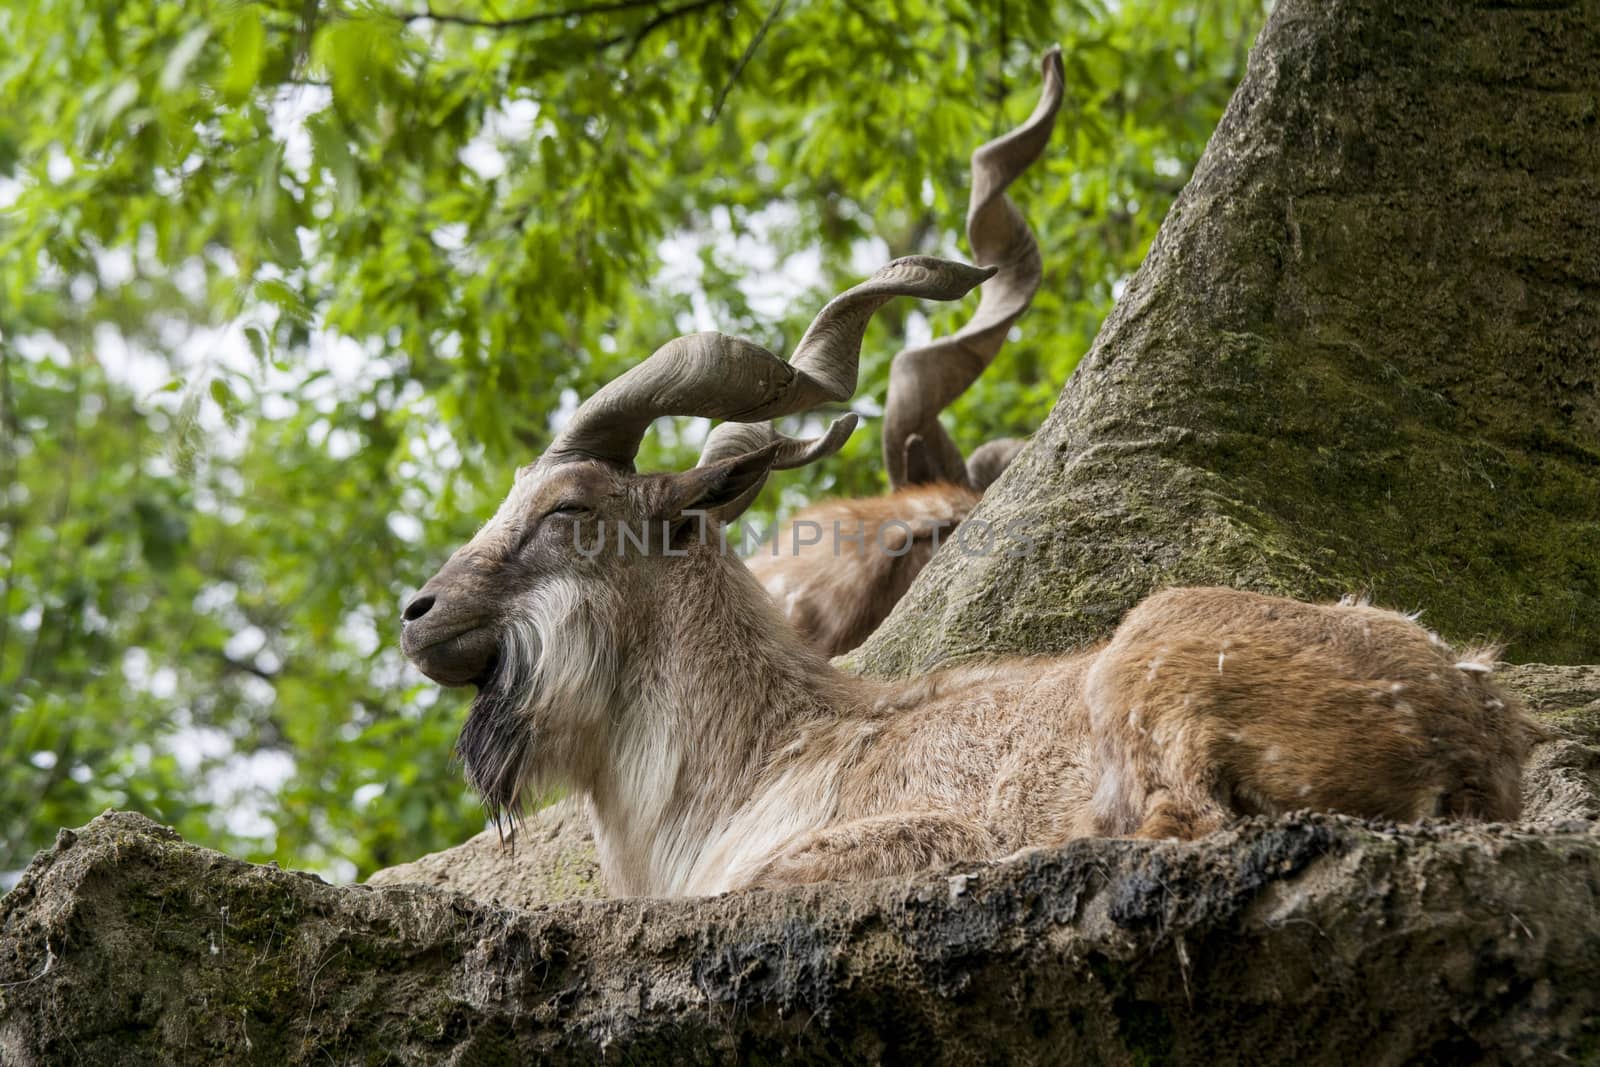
[2,809,1598,1065]
[367,796,604,907]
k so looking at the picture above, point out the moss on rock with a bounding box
[4,809,1600,1063]
[365,797,603,908]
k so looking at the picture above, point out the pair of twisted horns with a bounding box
[885,47,1064,490]
[542,256,994,517]
[542,46,1062,519]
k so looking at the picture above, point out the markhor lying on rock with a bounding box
[399,255,1536,898]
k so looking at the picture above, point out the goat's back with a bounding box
[748,482,981,656]
[1080,587,1533,838]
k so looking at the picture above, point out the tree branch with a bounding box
[397,0,728,61]
[209,648,281,683]
[398,0,680,30]
[604,0,724,60]
[708,0,786,122]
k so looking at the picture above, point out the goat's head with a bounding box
[400,256,993,817]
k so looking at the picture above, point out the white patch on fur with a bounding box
[1456,660,1494,674]
[694,761,844,894]
[507,577,620,789]
[1083,666,1115,728]
[1088,764,1127,831]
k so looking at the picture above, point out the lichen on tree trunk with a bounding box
[849,0,1600,676]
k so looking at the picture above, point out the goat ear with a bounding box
[965,437,1026,490]
[655,444,780,527]
[902,433,939,487]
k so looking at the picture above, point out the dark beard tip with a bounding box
[490,808,518,853]
[457,681,533,833]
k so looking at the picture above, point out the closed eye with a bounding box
[515,503,591,552]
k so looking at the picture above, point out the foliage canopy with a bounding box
[0,0,1264,877]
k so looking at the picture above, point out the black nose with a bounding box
[403,593,436,623]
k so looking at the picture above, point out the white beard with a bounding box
[456,577,618,820]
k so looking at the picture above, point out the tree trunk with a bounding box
[6,0,1600,1061]
[849,0,1600,676]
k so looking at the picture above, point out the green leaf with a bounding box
[243,325,270,370]
[209,376,235,413]
[312,18,402,121]
[255,279,311,322]
[160,24,212,95]
[97,79,140,129]
[220,9,267,103]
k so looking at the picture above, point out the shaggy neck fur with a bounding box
[543,540,863,896]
